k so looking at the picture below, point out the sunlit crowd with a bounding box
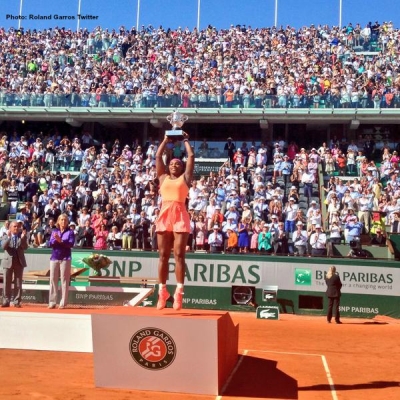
[0,21,399,109]
[0,126,398,257]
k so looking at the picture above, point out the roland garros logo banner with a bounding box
[129,327,177,371]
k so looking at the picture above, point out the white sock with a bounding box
[176,283,184,290]
[159,283,166,290]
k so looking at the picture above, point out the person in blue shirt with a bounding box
[345,219,363,243]
[215,182,226,205]
[226,191,240,209]
[281,155,292,187]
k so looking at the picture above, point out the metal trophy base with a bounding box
[165,130,184,141]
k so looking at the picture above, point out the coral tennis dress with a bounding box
[155,174,191,233]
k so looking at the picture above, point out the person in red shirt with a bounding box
[336,151,347,176]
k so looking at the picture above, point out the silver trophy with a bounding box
[166,111,188,140]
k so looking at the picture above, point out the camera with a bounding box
[349,239,361,249]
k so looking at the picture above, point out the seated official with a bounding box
[370,228,387,246]
[208,225,224,253]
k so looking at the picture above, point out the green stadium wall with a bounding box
[11,249,400,319]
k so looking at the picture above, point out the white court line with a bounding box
[215,350,248,400]
[216,349,338,400]
[321,354,339,400]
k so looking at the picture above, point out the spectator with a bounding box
[237,217,250,253]
[134,211,150,250]
[310,224,327,256]
[224,138,236,166]
[346,219,363,244]
[0,221,10,237]
[357,192,372,233]
[272,222,289,255]
[107,226,122,250]
[292,221,308,256]
[0,21,398,260]
[30,212,44,248]
[93,223,108,250]
[301,168,315,203]
[195,215,207,250]
[76,219,95,249]
[258,224,272,254]
[283,197,298,233]
[121,215,135,250]
[371,228,387,246]
[225,228,238,253]
[77,207,91,228]
[208,225,224,253]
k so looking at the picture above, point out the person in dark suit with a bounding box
[94,188,109,211]
[325,266,343,324]
[224,137,236,166]
[133,211,150,250]
[76,220,95,248]
[370,228,387,245]
[1,221,28,307]
[272,223,289,255]
[29,195,44,219]
[77,188,94,211]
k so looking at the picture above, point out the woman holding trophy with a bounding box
[155,112,194,311]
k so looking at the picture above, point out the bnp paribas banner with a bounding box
[103,257,398,298]
[22,252,399,298]
[12,251,400,317]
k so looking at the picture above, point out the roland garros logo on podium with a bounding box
[129,327,177,370]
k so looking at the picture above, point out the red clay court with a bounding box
[0,306,399,400]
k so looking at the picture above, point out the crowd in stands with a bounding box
[0,127,399,258]
[0,21,400,109]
